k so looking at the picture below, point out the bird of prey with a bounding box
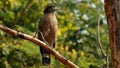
[38,5,58,65]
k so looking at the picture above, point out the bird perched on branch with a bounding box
[38,5,58,65]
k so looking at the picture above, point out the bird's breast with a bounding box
[41,14,58,45]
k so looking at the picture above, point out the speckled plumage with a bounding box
[38,5,58,65]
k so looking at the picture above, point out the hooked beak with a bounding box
[53,6,58,11]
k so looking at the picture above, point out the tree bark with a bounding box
[105,0,120,68]
[0,25,79,68]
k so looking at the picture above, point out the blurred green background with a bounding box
[0,0,110,68]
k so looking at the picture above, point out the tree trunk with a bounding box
[105,0,120,68]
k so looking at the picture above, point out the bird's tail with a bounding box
[42,53,50,65]
[42,55,50,65]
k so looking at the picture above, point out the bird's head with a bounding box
[44,5,58,14]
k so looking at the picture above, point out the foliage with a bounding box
[0,0,110,68]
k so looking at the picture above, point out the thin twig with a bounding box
[37,29,50,47]
[97,8,109,68]
[106,44,110,68]
[33,29,38,38]
[32,29,50,46]
[97,13,106,57]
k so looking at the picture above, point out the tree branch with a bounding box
[0,25,79,68]
[97,13,106,57]
[97,8,109,68]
